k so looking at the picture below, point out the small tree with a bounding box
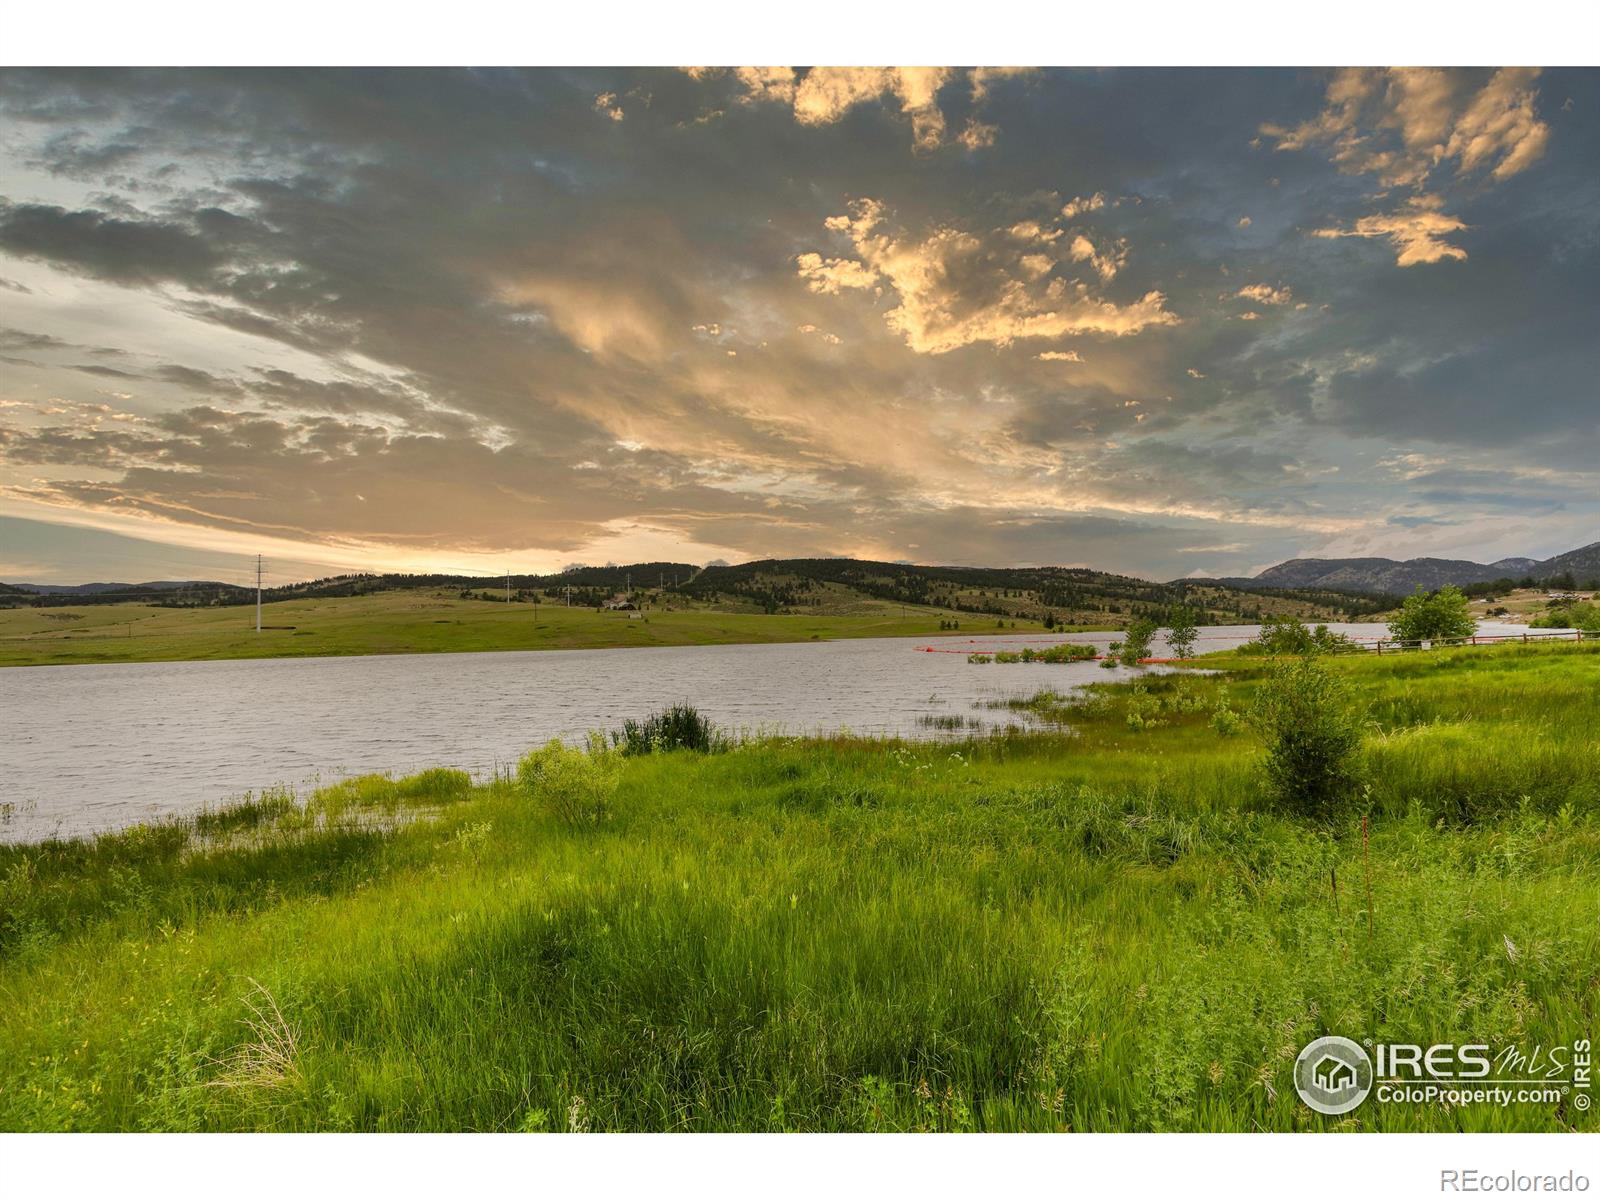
[1248,656,1364,820]
[1166,606,1199,659]
[1118,618,1157,666]
[1388,585,1474,645]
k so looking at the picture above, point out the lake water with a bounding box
[0,621,1550,841]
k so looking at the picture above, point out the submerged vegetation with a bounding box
[969,642,1098,665]
[1,643,1596,1132]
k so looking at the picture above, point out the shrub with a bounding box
[1531,601,1600,633]
[611,703,719,755]
[1242,614,1354,656]
[1118,619,1157,666]
[1248,656,1365,820]
[1388,584,1475,644]
[1208,686,1242,736]
[1038,641,1096,663]
[1166,606,1199,659]
[516,737,620,826]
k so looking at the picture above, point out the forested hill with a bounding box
[1227,539,1600,595]
[1,557,1392,624]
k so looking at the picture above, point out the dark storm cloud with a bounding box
[0,201,227,284]
[0,66,1595,577]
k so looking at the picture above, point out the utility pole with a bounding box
[256,555,263,633]
[506,568,511,603]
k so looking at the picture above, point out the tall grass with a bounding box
[0,643,1595,1131]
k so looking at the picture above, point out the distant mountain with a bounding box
[1251,556,1508,593]
[1536,541,1600,580]
[1245,540,1600,595]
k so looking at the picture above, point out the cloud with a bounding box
[693,67,1023,152]
[0,67,1592,580]
[1312,193,1469,267]
[799,200,1177,354]
[1261,67,1551,188]
[731,67,796,106]
[593,92,624,122]
[1067,233,1126,282]
[795,251,879,295]
[0,202,227,285]
[1446,67,1551,181]
[968,67,1034,102]
[957,120,997,151]
[1235,283,1292,305]
[1060,193,1106,219]
[796,324,841,345]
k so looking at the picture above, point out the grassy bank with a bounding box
[1,643,1596,1131]
[0,590,1045,669]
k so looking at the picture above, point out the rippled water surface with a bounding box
[0,622,1541,840]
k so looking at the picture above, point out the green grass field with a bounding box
[1,642,1596,1131]
[0,590,1038,669]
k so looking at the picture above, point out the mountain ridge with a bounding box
[1237,540,1599,595]
[5,540,1595,603]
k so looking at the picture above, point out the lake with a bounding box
[0,621,1547,841]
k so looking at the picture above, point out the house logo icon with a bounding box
[1294,1036,1374,1115]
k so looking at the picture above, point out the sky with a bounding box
[1,67,1596,586]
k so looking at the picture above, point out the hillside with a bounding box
[659,558,1390,624]
[2,557,1392,624]
[1536,540,1600,581]
[1238,539,1600,596]
[1250,556,1507,593]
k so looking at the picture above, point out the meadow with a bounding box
[0,642,1596,1131]
[0,590,1025,669]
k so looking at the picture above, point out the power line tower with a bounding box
[255,555,263,633]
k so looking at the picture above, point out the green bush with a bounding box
[611,704,720,755]
[1208,686,1242,736]
[1531,601,1600,633]
[1242,614,1354,656]
[1248,656,1365,820]
[1388,584,1475,644]
[1118,619,1157,666]
[1166,606,1199,659]
[516,737,621,826]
